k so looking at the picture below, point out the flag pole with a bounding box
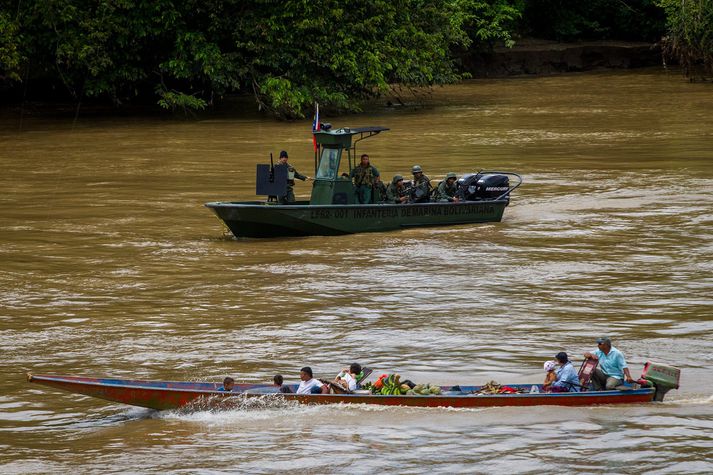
[312,102,320,174]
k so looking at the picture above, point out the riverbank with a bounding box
[463,38,662,77]
[1,42,669,120]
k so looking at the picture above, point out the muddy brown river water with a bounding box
[1,69,712,473]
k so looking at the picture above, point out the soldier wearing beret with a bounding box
[277,150,311,204]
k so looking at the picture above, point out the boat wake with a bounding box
[49,406,157,431]
[167,394,300,415]
[660,393,713,406]
[157,396,316,423]
[156,398,494,424]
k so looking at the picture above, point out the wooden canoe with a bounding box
[27,373,658,411]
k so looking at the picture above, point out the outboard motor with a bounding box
[639,361,681,402]
[456,173,510,202]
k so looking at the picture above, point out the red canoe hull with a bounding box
[27,374,656,411]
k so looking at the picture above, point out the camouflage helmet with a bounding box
[392,174,404,184]
[411,165,423,174]
[446,172,457,180]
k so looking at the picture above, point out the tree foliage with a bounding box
[1,0,697,116]
[658,0,713,80]
[460,0,524,48]
[520,0,665,42]
[0,10,21,82]
[234,1,475,118]
[2,0,511,116]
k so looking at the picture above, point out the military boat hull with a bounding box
[205,199,508,238]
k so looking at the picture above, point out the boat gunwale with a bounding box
[204,200,511,210]
[28,374,655,399]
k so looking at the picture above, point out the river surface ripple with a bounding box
[1,69,712,473]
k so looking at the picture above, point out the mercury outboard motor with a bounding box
[638,361,681,402]
[456,173,510,202]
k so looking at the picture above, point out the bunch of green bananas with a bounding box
[407,384,442,396]
[379,374,410,395]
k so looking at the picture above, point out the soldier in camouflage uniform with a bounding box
[373,176,388,203]
[410,165,432,203]
[432,172,459,202]
[277,150,310,204]
[350,154,380,204]
[385,175,409,204]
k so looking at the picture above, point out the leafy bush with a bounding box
[0,11,21,81]
[659,0,713,80]
[0,0,524,115]
[521,0,665,42]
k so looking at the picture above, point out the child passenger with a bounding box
[334,363,362,392]
[542,361,557,392]
[218,377,235,392]
[273,374,292,393]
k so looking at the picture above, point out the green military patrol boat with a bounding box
[205,125,521,238]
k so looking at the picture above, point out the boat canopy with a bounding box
[313,126,389,148]
[310,126,389,205]
[314,125,389,140]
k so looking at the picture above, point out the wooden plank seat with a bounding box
[578,357,598,388]
[564,357,598,392]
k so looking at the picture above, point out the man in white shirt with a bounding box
[296,367,326,394]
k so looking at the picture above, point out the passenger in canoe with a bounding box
[584,337,635,390]
[410,165,432,203]
[273,374,292,393]
[333,363,362,392]
[550,352,580,392]
[277,150,312,204]
[432,172,459,202]
[350,154,380,204]
[542,360,557,391]
[386,175,409,204]
[296,366,328,394]
[218,377,235,392]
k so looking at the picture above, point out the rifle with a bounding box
[401,180,414,197]
[267,152,277,202]
[404,180,430,203]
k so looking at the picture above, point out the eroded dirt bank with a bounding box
[464,39,662,77]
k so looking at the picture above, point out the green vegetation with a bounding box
[658,0,713,80]
[0,0,515,117]
[0,10,20,82]
[521,0,665,42]
[0,0,708,116]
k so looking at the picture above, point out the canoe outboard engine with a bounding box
[457,173,510,202]
[639,361,681,402]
